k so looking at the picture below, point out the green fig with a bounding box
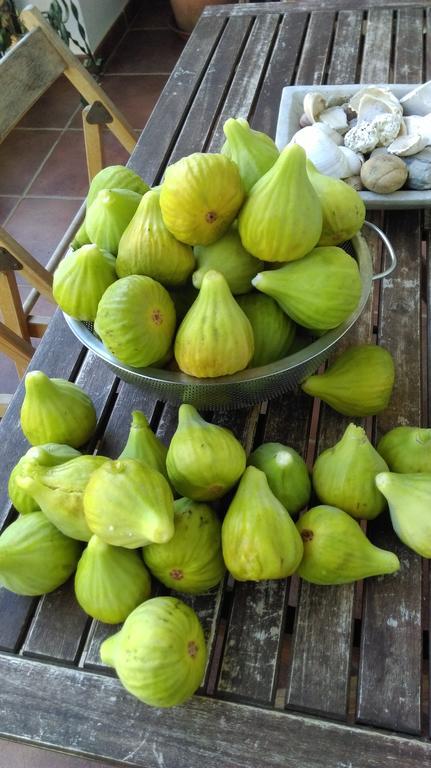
[143,497,225,594]
[84,458,175,548]
[252,246,362,331]
[306,160,366,245]
[248,442,311,515]
[74,535,152,623]
[8,443,81,516]
[222,465,303,581]
[85,188,142,255]
[166,405,246,501]
[302,344,395,416]
[70,219,90,250]
[174,270,254,377]
[86,165,149,209]
[377,426,431,473]
[238,143,322,263]
[160,152,245,246]
[236,293,296,367]
[118,410,168,480]
[116,188,195,286]
[100,596,206,707]
[221,117,280,194]
[0,512,82,596]
[296,505,400,584]
[312,424,388,520]
[20,371,97,448]
[192,226,263,295]
[375,472,431,557]
[94,275,176,368]
[16,455,108,541]
[53,244,117,321]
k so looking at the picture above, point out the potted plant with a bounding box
[170,0,236,35]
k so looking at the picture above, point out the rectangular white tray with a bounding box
[275,83,430,210]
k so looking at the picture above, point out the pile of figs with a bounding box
[53,117,369,379]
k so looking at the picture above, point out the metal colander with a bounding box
[63,222,396,410]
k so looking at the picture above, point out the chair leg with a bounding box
[0,227,53,300]
[0,319,34,378]
[0,270,30,341]
[83,104,104,182]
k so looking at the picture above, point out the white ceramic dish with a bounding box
[275,83,431,210]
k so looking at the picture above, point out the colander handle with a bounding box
[363,220,397,281]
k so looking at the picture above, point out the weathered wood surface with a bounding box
[206,1,427,14]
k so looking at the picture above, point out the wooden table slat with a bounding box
[327,10,364,84]
[394,7,425,82]
[295,11,337,85]
[205,1,429,15]
[360,8,394,83]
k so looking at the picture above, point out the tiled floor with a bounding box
[0,0,184,762]
[0,0,184,405]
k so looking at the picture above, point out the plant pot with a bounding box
[169,0,235,34]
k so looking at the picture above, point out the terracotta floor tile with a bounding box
[0,130,61,196]
[100,74,169,130]
[105,29,185,74]
[28,131,89,197]
[18,76,81,129]
[0,739,115,768]
[5,198,83,269]
[0,197,19,225]
[132,0,173,28]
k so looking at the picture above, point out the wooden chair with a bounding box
[0,3,138,415]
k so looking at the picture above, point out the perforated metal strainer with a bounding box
[63,221,396,410]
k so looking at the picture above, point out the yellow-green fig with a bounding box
[306,160,366,245]
[84,458,174,548]
[0,512,82,596]
[53,244,117,321]
[74,535,152,623]
[16,455,109,541]
[296,505,400,584]
[375,472,431,557]
[8,443,81,516]
[236,294,296,367]
[248,442,310,515]
[252,246,362,331]
[312,424,388,520]
[119,410,168,480]
[143,497,225,594]
[377,426,431,473]
[70,218,90,250]
[221,117,279,194]
[100,596,206,707]
[86,165,149,209]
[160,152,245,246]
[94,275,176,368]
[238,143,322,263]
[85,188,142,255]
[166,405,246,501]
[222,466,303,581]
[174,270,254,377]
[116,188,195,286]
[20,371,97,448]
[302,344,395,416]
[192,226,263,295]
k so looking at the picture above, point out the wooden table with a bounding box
[1,3,431,765]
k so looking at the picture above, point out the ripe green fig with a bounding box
[166,405,246,501]
[377,426,431,473]
[248,442,310,515]
[53,244,117,321]
[20,371,97,448]
[94,275,176,368]
[74,535,151,623]
[238,143,322,263]
[84,458,174,548]
[85,188,142,255]
[375,472,431,557]
[306,160,366,245]
[86,165,149,209]
[8,443,81,516]
[143,498,225,594]
[302,344,395,416]
[100,596,206,707]
[236,294,296,367]
[0,512,82,596]
[160,152,245,246]
[174,270,254,377]
[252,246,362,331]
[116,188,195,286]
[222,466,304,581]
[70,219,90,250]
[312,424,388,520]
[192,226,263,295]
[16,455,108,541]
[296,505,400,585]
[118,410,168,480]
[221,117,279,194]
